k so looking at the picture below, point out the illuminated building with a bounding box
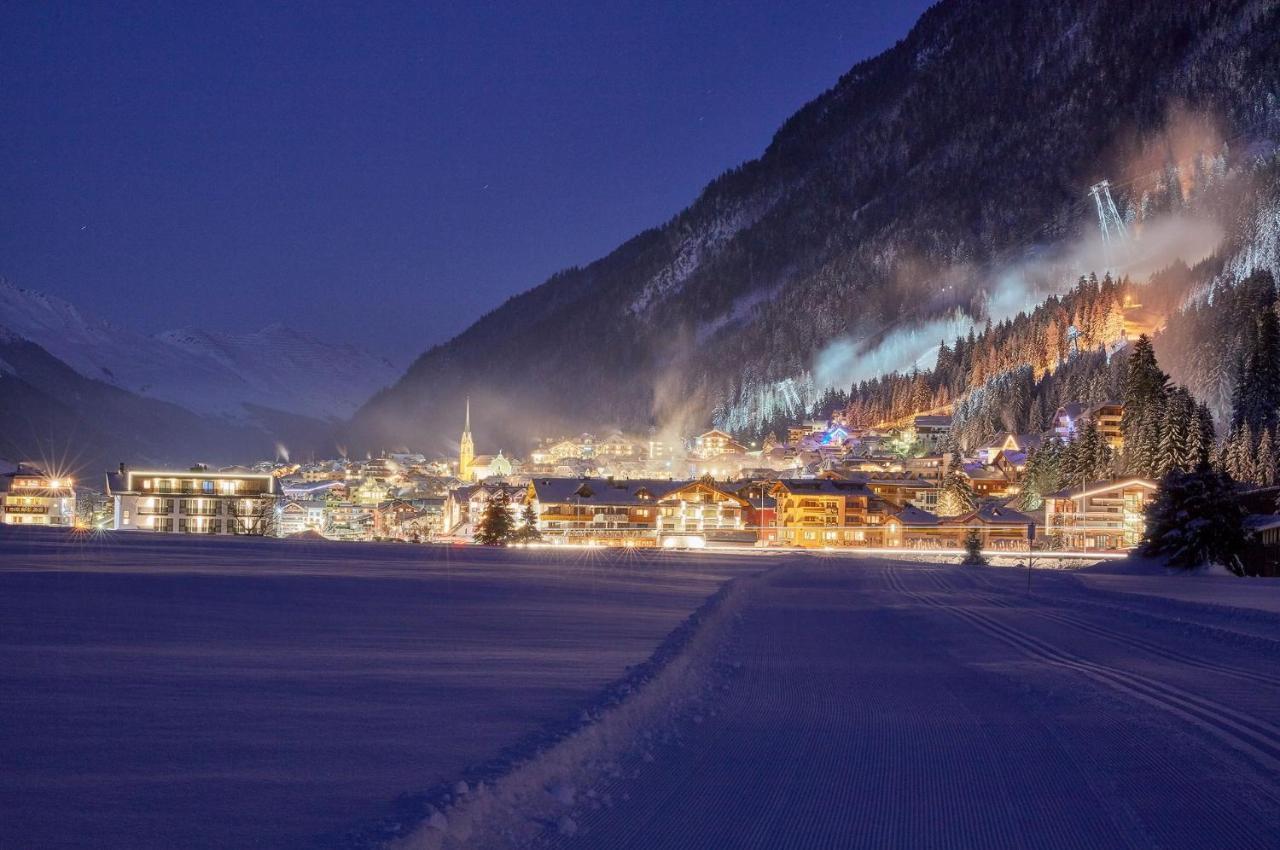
[1044,478,1156,550]
[694,429,748,459]
[276,499,327,536]
[106,465,277,535]
[1053,401,1125,450]
[770,479,890,548]
[527,478,676,546]
[458,397,475,482]
[911,414,952,449]
[0,464,76,526]
[469,451,514,481]
[655,480,752,544]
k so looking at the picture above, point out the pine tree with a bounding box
[1231,297,1280,435]
[1157,389,1190,476]
[1194,403,1216,468]
[960,528,987,566]
[512,501,543,543]
[1257,428,1277,488]
[1142,466,1246,574]
[1121,335,1169,462]
[1231,423,1257,484]
[937,454,978,517]
[474,490,515,546]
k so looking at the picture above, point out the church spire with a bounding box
[459,396,475,482]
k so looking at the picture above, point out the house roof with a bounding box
[942,503,1034,527]
[889,504,941,526]
[1055,402,1087,421]
[530,477,681,505]
[1046,477,1157,500]
[913,414,952,429]
[771,478,874,497]
[660,480,752,507]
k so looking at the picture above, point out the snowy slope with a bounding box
[0,279,397,420]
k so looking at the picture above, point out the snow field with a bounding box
[388,568,762,850]
[538,560,1280,849]
[0,528,763,850]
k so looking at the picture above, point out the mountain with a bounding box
[350,0,1280,453]
[0,279,397,421]
[0,326,307,476]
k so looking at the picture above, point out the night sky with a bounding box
[1,1,932,362]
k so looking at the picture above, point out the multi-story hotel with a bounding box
[0,464,77,527]
[1044,477,1156,550]
[106,465,278,535]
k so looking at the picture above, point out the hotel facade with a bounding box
[106,466,278,535]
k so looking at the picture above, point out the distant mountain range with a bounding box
[348,0,1280,453]
[0,279,397,472]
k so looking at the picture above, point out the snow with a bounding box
[4,531,1278,850]
[0,280,397,419]
[0,527,759,850]
[534,560,1280,849]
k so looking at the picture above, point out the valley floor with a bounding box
[0,529,760,850]
[2,531,1278,849]
[536,560,1280,850]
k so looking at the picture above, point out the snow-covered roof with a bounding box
[1046,477,1157,500]
[889,504,941,526]
[530,478,681,505]
[943,503,1034,527]
[771,479,874,497]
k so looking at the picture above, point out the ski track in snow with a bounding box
[524,560,1280,850]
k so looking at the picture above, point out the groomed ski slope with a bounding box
[527,560,1280,850]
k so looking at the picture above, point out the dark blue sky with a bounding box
[1,1,931,362]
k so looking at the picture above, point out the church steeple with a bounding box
[459,396,475,482]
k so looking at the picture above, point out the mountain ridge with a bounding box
[350,0,1280,453]
[0,278,398,422]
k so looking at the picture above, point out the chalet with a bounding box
[1053,401,1125,450]
[106,465,277,535]
[443,482,525,537]
[1044,477,1156,550]
[977,433,1043,465]
[276,499,326,537]
[961,462,1019,499]
[937,503,1035,551]
[372,499,422,539]
[527,478,678,545]
[694,429,748,459]
[902,455,946,484]
[883,504,944,549]
[858,471,940,511]
[912,414,953,448]
[770,478,892,548]
[0,464,76,527]
[655,479,753,543]
[595,431,643,461]
[734,480,778,543]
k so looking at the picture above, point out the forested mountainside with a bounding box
[352,0,1280,454]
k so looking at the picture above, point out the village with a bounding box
[1,396,1167,554]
